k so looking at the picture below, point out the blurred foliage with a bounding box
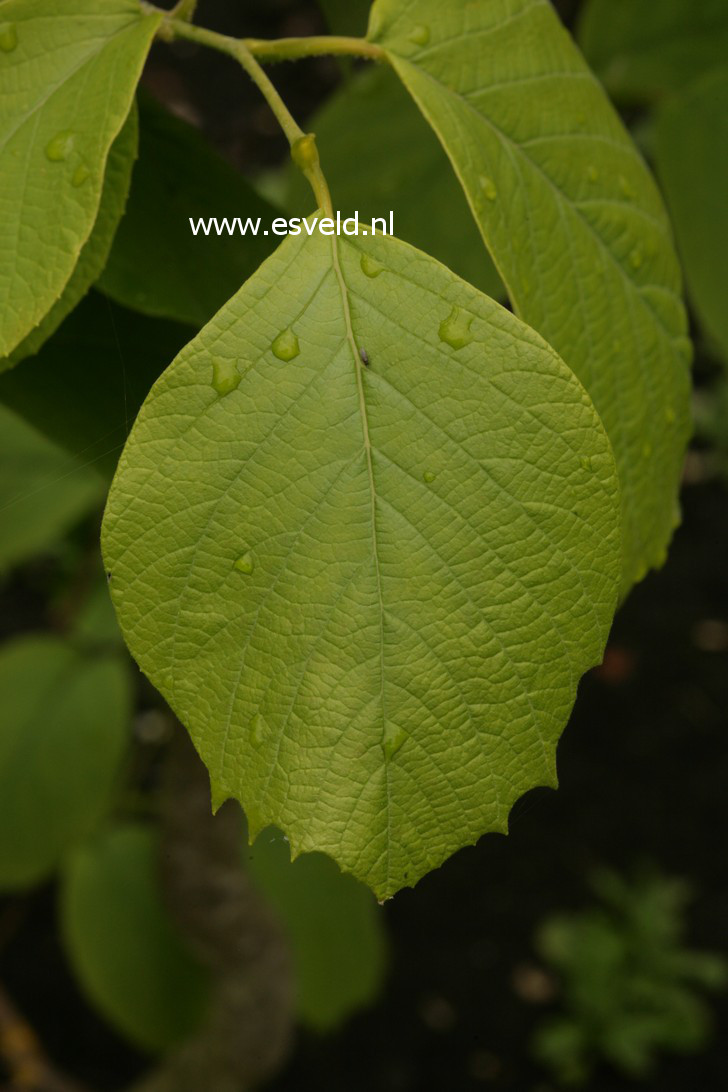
[0,636,129,889]
[248,826,386,1031]
[578,0,728,102]
[0,404,103,574]
[655,69,728,363]
[532,870,727,1085]
[317,0,371,37]
[61,823,211,1054]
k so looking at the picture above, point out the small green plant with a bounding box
[532,869,727,1085]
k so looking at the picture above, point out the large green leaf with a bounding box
[287,65,503,299]
[248,826,385,1030]
[655,69,728,364]
[578,0,728,103]
[368,0,691,591]
[0,637,129,888]
[0,0,160,357]
[1,104,138,371]
[61,823,210,1052]
[0,292,190,480]
[98,94,279,328]
[0,404,103,573]
[102,227,620,898]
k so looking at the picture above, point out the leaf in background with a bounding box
[61,823,210,1053]
[0,0,161,358]
[248,826,385,1030]
[317,0,372,37]
[0,404,103,574]
[655,69,728,364]
[368,0,692,591]
[287,65,503,299]
[577,0,728,103]
[0,637,129,888]
[0,292,190,481]
[102,228,620,898]
[98,94,280,328]
[2,105,139,371]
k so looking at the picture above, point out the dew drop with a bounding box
[0,22,17,52]
[438,305,474,350]
[478,174,497,201]
[360,253,384,278]
[251,713,267,746]
[383,724,407,760]
[587,165,599,183]
[408,23,430,46]
[423,470,436,483]
[44,130,75,162]
[211,357,240,396]
[72,163,90,187]
[629,247,643,271]
[233,552,254,575]
[271,328,300,361]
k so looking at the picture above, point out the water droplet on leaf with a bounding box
[383,724,407,760]
[408,24,430,46]
[423,470,436,483]
[438,306,474,350]
[360,254,384,278]
[251,713,267,746]
[271,329,300,361]
[72,163,90,187]
[44,130,75,162]
[233,552,254,574]
[478,175,497,201]
[0,22,17,51]
[211,357,240,396]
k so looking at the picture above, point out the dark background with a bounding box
[2,2,726,1090]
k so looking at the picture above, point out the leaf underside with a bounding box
[0,0,160,357]
[369,0,692,591]
[2,103,139,371]
[103,227,620,898]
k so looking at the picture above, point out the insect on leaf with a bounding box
[368,0,692,591]
[103,227,620,898]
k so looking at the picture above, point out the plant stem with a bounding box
[244,35,387,63]
[144,10,335,214]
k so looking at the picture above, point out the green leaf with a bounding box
[655,69,728,363]
[2,104,138,371]
[0,403,103,573]
[0,637,129,889]
[0,292,190,481]
[248,826,386,1030]
[368,0,692,591]
[287,65,503,299]
[98,94,280,328]
[578,0,728,103]
[0,0,161,357]
[61,823,210,1053]
[102,228,620,898]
